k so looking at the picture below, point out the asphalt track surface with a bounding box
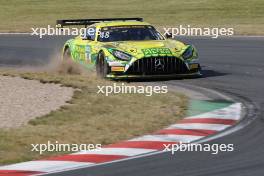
[0,35,264,176]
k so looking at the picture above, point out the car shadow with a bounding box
[120,69,229,83]
[201,69,229,78]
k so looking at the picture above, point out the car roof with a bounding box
[92,21,151,28]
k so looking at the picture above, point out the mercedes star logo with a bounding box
[154,58,165,71]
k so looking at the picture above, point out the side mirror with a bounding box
[81,35,87,40]
[81,34,92,40]
[165,33,172,39]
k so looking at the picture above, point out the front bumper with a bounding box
[106,70,202,80]
[107,57,201,79]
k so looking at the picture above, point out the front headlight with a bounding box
[182,46,193,60]
[112,50,131,61]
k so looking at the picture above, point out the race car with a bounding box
[57,18,201,79]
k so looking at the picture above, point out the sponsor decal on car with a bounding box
[142,48,172,57]
[85,45,92,63]
[111,66,125,72]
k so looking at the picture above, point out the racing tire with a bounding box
[63,47,72,63]
[96,51,110,78]
[61,47,80,74]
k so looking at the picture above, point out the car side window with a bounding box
[83,27,96,41]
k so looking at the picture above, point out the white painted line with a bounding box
[167,123,230,131]
[129,134,203,143]
[72,148,157,156]
[0,160,94,172]
[0,32,30,35]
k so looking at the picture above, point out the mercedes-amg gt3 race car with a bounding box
[57,18,201,79]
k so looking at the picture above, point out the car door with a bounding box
[73,27,97,65]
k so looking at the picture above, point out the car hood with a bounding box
[103,40,187,58]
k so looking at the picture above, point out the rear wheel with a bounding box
[96,51,110,78]
[63,48,72,63]
[61,47,80,74]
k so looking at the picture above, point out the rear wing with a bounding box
[56,18,143,28]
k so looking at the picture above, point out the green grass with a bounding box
[0,0,263,34]
[0,70,187,164]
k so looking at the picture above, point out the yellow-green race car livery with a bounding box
[57,18,201,79]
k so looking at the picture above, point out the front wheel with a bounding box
[96,51,110,78]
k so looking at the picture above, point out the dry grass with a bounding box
[0,70,187,164]
[0,0,263,35]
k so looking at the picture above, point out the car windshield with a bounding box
[98,25,164,42]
